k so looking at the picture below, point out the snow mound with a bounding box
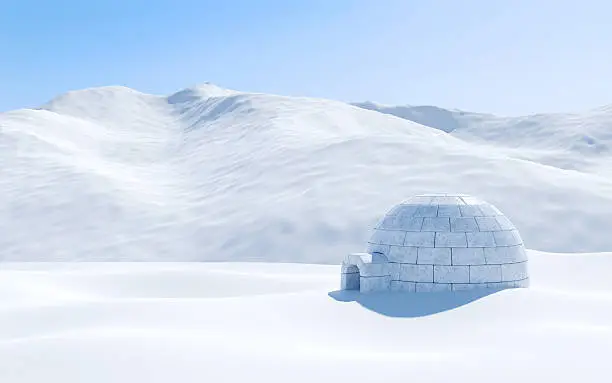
[0,252,611,382]
[2,85,612,261]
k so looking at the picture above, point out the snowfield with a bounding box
[2,84,612,261]
[1,251,611,383]
[2,83,612,381]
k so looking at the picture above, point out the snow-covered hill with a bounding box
[352,101,612,154]
[0,251,611,383]
[2,84,612,261]
[353,101,612,174]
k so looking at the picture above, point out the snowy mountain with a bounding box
[2,84,612,261]
[353,101,612,173]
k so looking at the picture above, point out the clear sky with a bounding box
[1,0,611,115]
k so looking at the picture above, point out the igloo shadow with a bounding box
[328,288,502,318]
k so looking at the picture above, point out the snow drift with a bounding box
[2,84,612,261]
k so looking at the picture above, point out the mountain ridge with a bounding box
[352,100,612,157]
[2,84,612,261]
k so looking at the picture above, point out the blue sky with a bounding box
[1,0,611,115]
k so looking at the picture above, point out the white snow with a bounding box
[2,84,612,381]
[353,101,612,174]
[2,84,612,261]
[0,251,611,383]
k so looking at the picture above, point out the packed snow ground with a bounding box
[2,84,612,261]
[0,250,611,383]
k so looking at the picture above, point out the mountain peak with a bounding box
[166,83,239,104]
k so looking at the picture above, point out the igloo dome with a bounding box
[341,194,529,293]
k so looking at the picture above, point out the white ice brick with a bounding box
[475,217,501,231]
[484,245,527,264]
[501,262,528,281]
[369,229,385,245]
[495,216,516,230]
[434,265,470,283]
[487,278,529,289]
[388,262,401,280]
[371,252,388,263]
[341,263,360,274]
[359,262,389,277]
[395,216,424,231]
[408,196,435,205]
[345,253,373,265]
[513,278,530,288]
[393,205,419,217]
[459,205,485,217]
[435,232,467,248]
[466,232,496,248]
[505,245,528,262]
[388,246,418,263]
[477,204,502,216]
[366,243,390,255]
[376,215,398,230]
[450,217,479,232]
[452,248,486,265]
[414,205,438,217]
[437,205,462,217]
[486,281,512,289]
[421,217,451,232]
[369,229,407,246]
[470,265,502,283]
[399,264,433,282]
[385,205,402,216]
[341,271,360,290]
[415,283,452,292]
[432,196,463,205]
[404,232,435,247]
[390,280,416,292]
[360,275,391,292]
[494,230,523,246]
[417,248,451,265]
[459,196,483,205]
[452,283,488,291]
[483,247,508,264]
[390,280,400,291]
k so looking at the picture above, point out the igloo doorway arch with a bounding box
[340,253,391,292]
[341,264,360,290]
[340,194,530,293]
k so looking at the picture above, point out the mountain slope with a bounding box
[353,101,612,154]
[353,101,612,174]
[2,85,612,261]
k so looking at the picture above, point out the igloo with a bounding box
[340,194,529,293]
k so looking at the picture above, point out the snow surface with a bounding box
[353,101,612,174]
[2,83,612,381]
[2,84,612,261]
[0,251,611,383]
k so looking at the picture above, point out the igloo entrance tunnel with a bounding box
[340,194,529,293]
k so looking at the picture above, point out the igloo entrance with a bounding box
[340,264,360,290]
